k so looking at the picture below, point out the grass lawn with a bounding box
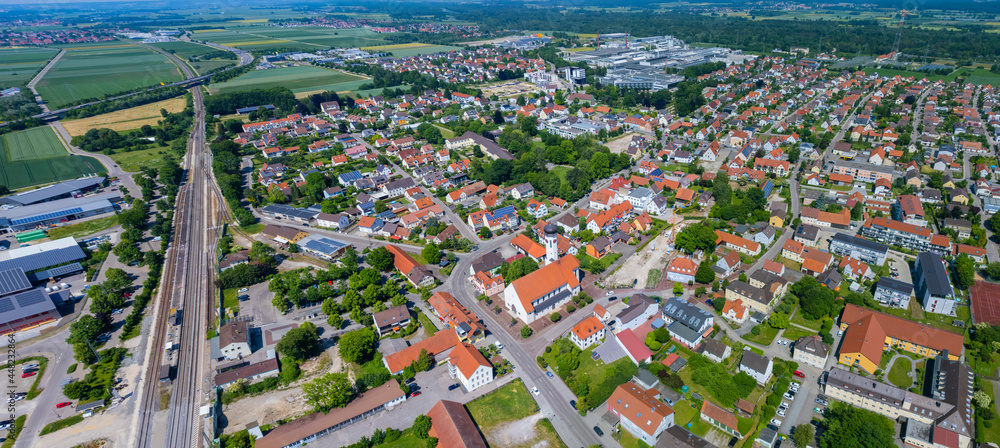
[742,325,779,345]
[36,45,182,108]
[465,379,539,429]
[109,146,174,172]
[977,380,1000,443]
[789,307,823,331]
[378,434,425,448]
[781,326,816,342]
[222,288,239,315]
[417,311,438,336]
[887,357,913,389]
[432,124,454,139]
[39,414,84,435]
[550,166,570,182]
[46,216,117,240]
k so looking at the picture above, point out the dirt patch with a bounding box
[481,81,542,99]
[606,132,642,154]
[484,412,543,447]
[221,385,309,434]
[604,232,676,289]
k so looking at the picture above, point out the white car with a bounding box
[605,291,614,296]
[495,342,504,350]
[532,387,540,395]
[770,418,783,427]
[777,409,786,417]
[238,288,249,292]
[783,392,795,400]
[791,381,801,389]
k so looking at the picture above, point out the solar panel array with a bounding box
[11,207,83,225]
[27,262,84,283]
[304,237,348,256]
[0,298,13,314]
[15,289,45,307]
[262,204,317,220]
[0,245,86,274]
[0,268,31,296]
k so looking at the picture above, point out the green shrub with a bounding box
[67,364,77,374]
[550,313,561,322]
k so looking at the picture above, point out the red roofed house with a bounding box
[503,255,581,323]
[570,316,607,349]
[447,342,493,391]
[426,400,488,448]
[383,328,461,374]
[386,245,434,287]
[665,257,698,284]
[607,382,675,445]
[715,230,761,256]
[615,328,653,365]
[701,400,741,438]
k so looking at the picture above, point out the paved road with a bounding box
[26,49,64,113]
[442,237,606,448]
[49,121,140,196]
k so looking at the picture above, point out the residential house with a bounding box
[739,350,773,385]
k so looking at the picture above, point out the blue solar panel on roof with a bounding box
[11,207,83,225]
[15,290,44,307]
[0,268,31,296]
[47,263,83,276]
[0,298,13,313]
[0,245,86,274]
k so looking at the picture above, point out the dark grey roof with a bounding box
[876,277,913,295]
[0,287,57,323]
[1,177,104,206]
[655,425,719,448]
[918,252,952,296]
[667,321,702,345]
[794,224,820,241]
[261,204,318,220]
[739,350,771,374]
[943,218,972,231]
[794,335,830,358]
[830,232,889,254]
[727,280,772,305]
[617,294,656,323]
[471,251,503,274]
[702,338,729,359]
[383,177,415,192]
[0,268,31,296]
[757,427,778,444]
[661,297,711,333]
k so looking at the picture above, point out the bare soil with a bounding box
[484,412,543,447]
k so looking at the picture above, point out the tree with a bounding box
[414,348,434,372]
[954,254,975,290]
[974,389,993,408]
[791,424,815,448]
[249,241,277,266]
[673,282,684,295]
[67,314,109,345]
[225,431,255,448]
[768,312,790,329]
[303,372,353,412]
[413,414,432,439]
[276,321,319,361]
[819,404,895,448]
[521,326,533,338]
[327,313,344,329]
[421,243,441,265]
[675,224,716,253]
[72,342,97,365]
[339,327,378,364]
[850,201,864,220]
[695,260,716,284]
[367,246,394,271]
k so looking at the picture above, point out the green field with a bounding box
[230,26,390,48]
[148,40,235,75]
[34,44,182,107]
[210,66,368,94]
[388,45,463,57]
[108,146,172,172]
[0,127,105,190]
[3,126,66,161]
[0,47,58,88]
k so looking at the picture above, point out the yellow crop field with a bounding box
[61,97,186,136]
[219,39,290,46]
[361,43,430,51]
[564,47,594,52]
[194,29,227,33]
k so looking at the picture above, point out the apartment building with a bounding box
[914,252,956,315]
[859,217,932,251]
[827,232,889,265]
[830,160,895,183]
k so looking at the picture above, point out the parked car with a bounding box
[238,288,249,292]
[20,364,38,371]
[770,418,783,427]
[495,342,503,350]
[112,309,123,315]
[569,400,576,409]
[546,371,554,378]
[783,392,795,400]
[56,401,73,408]
[532,387,540,395]
[814,407,824,414]
[605,291,614,296]
[410,391,421,397]
[777,409,786,417]
[608,296,617,302]
[21,372,35,378]
[593,426,604,437]
[448,384,461,391]
[793,370,806,378]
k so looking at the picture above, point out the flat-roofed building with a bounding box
[859,217,932,251]
[830,160,895,183]
[0,192,118,232]
[873,277,913,309]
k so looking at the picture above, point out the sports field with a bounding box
[0,47,59,87]
[148,40,236,75]
[209,66,368,94]
[971,281,1000,325]
[0,128,104,189]
[34,44,183,108]
[62,97,187,136]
